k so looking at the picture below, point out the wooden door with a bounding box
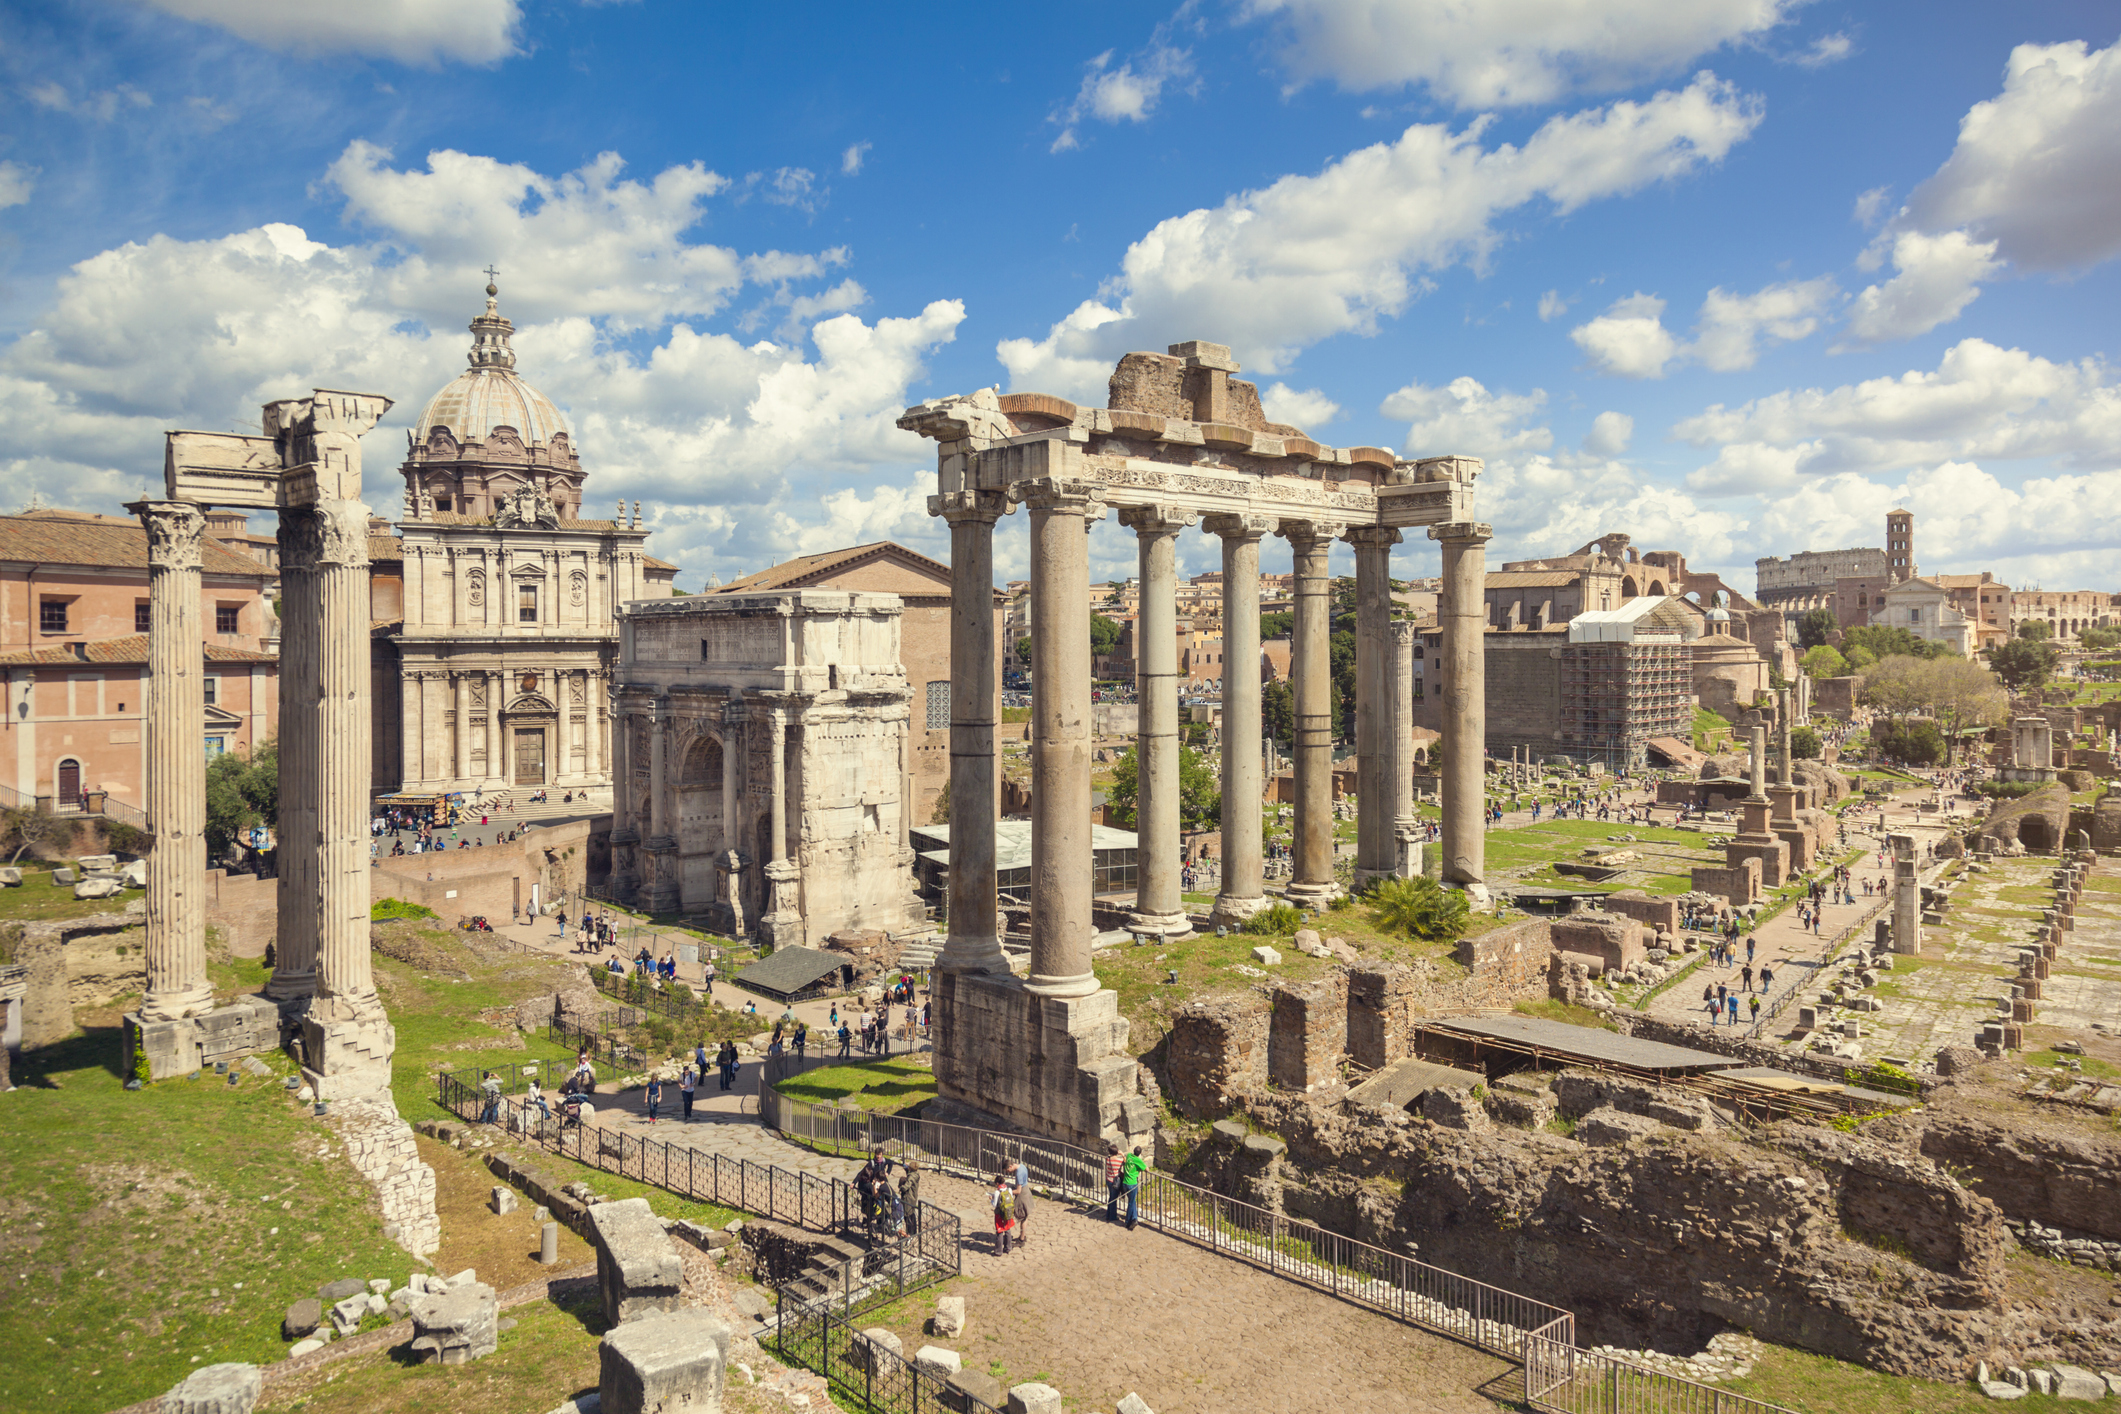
[56,759,81,808]
[513,728,546,785]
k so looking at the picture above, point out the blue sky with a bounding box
[2,0,2118,594]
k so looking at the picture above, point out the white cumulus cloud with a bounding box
[1584,410,1633,456]
[0,162,36,209]
[0,143,964,585]
[1536,289,1571,321]
[1384,375,1551,457]
[1900,39,2121,272]
[841,142,872,176]
[1003,73,1762,398]
[1050,28,1197,153]
[133,0,520,65]
[1260,383,1342,430]
[1570,292,1679,378]
[1677,337,2121,492]
[1240,0,1794,107]
[1837,229,2001,348]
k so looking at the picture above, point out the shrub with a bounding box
[1240,902,1304,936]
[1790,726,1822,760]
[1367,875,1470,944]
[103,822,154,856]
[370,897,437,921]
[1975,780,2044,800]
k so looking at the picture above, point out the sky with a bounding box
[2,0,2118,595]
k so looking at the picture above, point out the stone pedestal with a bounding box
[760,858,803,949]
[1207,515,1273,927]
[125,996,281,1082]
[932,969,1152,1151]
[601,1310,732,1414]
[1890,832,1921,955]
[710,849,748,937]
[589,1197,684,1327]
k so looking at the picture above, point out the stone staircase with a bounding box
[894,930,940,971]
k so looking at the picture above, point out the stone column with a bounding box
[1346,526,1400,889]
[762,705,801,946]
[1121,504,1197,939]
[1749,725,1767,799]
[1890,832,1921,955]
[643,702,678,914]
[1206,515,1273,925]
[933,491,1010,975]
[1024,479,1104,999]
[1280,520,1345,908]
[484,672,501,787]
[269,515,319,1003]
[1429,521,1492,900]
[453,673,472,781]
[300,498,394,1098]
[583,672,602,782]
[134,502,214,1022]
[1391,619,1421,878]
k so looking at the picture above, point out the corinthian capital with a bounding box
[1341,525,1403,549]
[1117,503,1198,538]
[1427,520,1494,547]
[1276,518,1348,549]
[312,501,374,569]
[1202,512,1276,542]
[928,489,1011,526]
[1015,477,1106,521]
[132,501,207,572]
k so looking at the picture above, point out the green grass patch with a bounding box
[370,896,437,921]
[1723,1338,2069,1414]
[2024,1050,2121,1081]
[1511,998,1619,1032]
[773,1057,938,1114]
[0,867,142,925]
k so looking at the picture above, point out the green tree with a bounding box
[1262,679,1295,744]
[1800,644,1849,679]
[1795,608,1838,651]
[1990,637,2059,691]
[2082,625,2121,651]
[1873,718,1946,765]
[1015,636,1031,665]
[1108,746,1223,829]
[204,739,280,857]
[1790,725,1823,760]
[1108,748,1139,826]
[1329,628,1356,742]
[1259,610,1293,641]
[2017,619,2052,640]
[930,776,950,824]
[1089,613,1124,660]
[1844,624,1952,661]
[0,805,72,865]
[1922,656,2009,762]
[1843,644,1878,671]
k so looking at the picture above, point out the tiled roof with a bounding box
[708,541,951,594]
[0,509,269,579]
[1485,570,1583,588]
[0,634,277,667]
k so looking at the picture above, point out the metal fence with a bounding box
[758,1067,1797,1414]
[545,1018,649,1075]
[1743,889,1892,1042]
[771,1295,1003,1414]
[432,1066,961,1272]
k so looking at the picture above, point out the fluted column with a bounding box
[1391,619,1420,877]
[309,500,382,1024]
[1279,519,1344,908]
[134,501,214,1021]
[1207,514,1273,925]
[486,672,502,787]
[1430,521,1492,899]
[933,490,1009,975]
[1121,504,1197,938]
[1346,525,1400,888]
[1024,478,1104,998]
[584,671,602,782]
[269,515,319,1001]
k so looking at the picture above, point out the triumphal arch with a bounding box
[899,340,1490,1150]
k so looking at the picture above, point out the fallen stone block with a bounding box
[491,1185,518,1215]
[2052,1365,2108,1401]
[1576,1107,1663,1147]
[73,875,123,900]
[330,1295,370,1333]
[282,1297,322,1340]
[0,866,20,885]
[407,1280,499,1365]
[1250,945,1281,966]
[287,1338,327,1359]
[162,1362,263,1414]
[589,1198,683,1327]
[119,858,148,887]
[444,1267,478,1288]
[599,1308,732,1414]
[77,853,117,874]
[945,1370,1005,1412]
[1981,1380,2027,1400]
[1006,1383,1063,1414]
[916,1346,962,1381]
[51,867,76,885]
[850,1326,903,1375]
[1118,1395,1157,1414]
[932,1294,966,1337]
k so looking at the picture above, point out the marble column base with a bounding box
[1440,879,1491,907]
[301,1011,397,1102]
[1124,907,1193,940]
[931,969,1152,1152]
[1283,879,1344,910]
[137,983,217,1025]
[1209,893,1270,928]
[124,995,280,1081]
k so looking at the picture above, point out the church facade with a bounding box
[369,283,675,796]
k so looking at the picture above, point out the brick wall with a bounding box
[1690,857,1761,905]
[1268,974,1347,1092]
[1598,889,1679,935]
[202,868,276,957]
[1162,997,1270,1119]
[1455,916,1555,986]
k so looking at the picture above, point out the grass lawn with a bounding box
[1512,998,1617,1031]
[0,865,145,924]
[774,1056,938,1114]
[1726,1334,2103,1414]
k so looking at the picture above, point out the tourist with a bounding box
[902,1162,923,1237]
[479,1070,502,1124]
[991,1173,1016,1255]
[1104,1142,1126,1222]
[645,1074,663,1124]
[1760,965,1774,993]
[527,1079,549,1124]
[1748,995,1762,1023]
[793,1022,808,1060]
[695,1040,711,1079]
[838,1022,852,1058]
[888,1182,907,1239]
[1725,995,1739,1026]
[1013,1178,1034,1249]
[1119,1145,1146,1230]
[678,1065,696,1122]
[703,961,716,1000]
[1746,937,1756,964]
[719,1039,740,1092]
[1740,964,1753,993]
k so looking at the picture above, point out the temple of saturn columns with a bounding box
[899,340,1488,1150]
[126,390,401,1101]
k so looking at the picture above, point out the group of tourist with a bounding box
[855,1148,921,1240]
[558,907,622,955]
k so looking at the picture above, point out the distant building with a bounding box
[0,507,277,815]
[1878,578,1977,657]
[2008,589,2117,642]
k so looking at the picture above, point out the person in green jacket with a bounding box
[1119,1146,1146,1231]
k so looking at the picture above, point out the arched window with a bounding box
[681,735,723,785]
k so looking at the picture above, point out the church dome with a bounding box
[413,283,572,449]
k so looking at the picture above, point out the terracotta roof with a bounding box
[0,510,268,579]
[1484,570,1584,589]
[0,634,277,667]
[707,541,952,594]
[369,537,405,563]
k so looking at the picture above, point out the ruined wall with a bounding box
[1192,1091,2022,1379]
[1598,889,1681,935]
[1977,784,2072,855]
[1911,1109,2121,1243]
[1454,916,1553,987]
[1690,857,1761,905]
[0,911,139,1049]
[1550,913,1644,972]
[1344,963,1416,1071]
[1268,974,1346,1092]
[202,868,275,957]
[1161,995,1269,1120]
